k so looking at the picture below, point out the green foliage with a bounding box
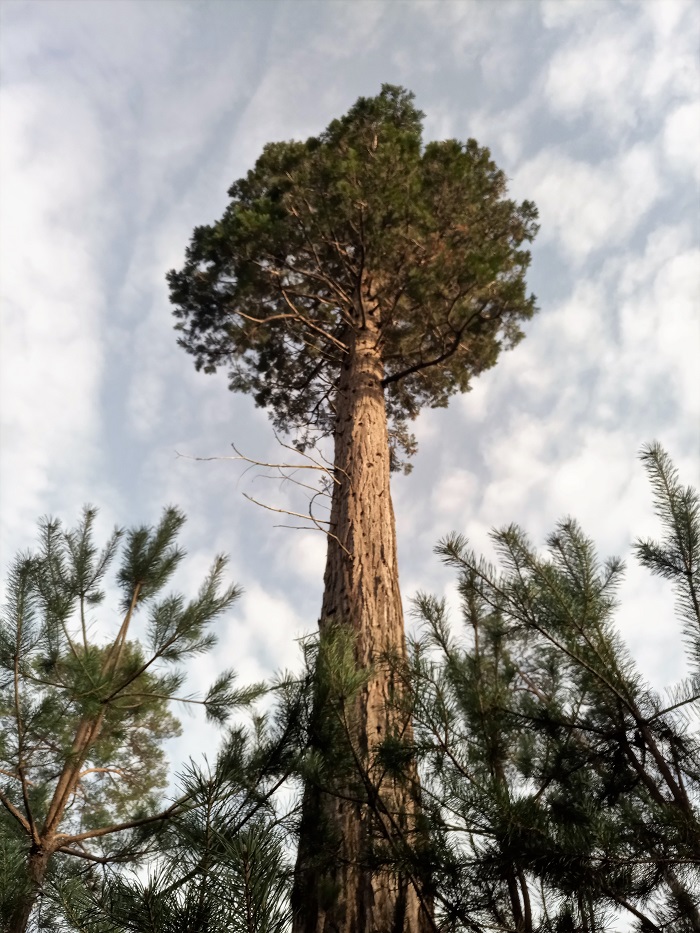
[12,447,699,932]
[0,821,31,925]
[0,505,253,930]
[635,442,700,675]
[49,669,312,933]
[403,445,700,931]
[294,624,370,790]
[116,506,185,609]
[169,84,538,467]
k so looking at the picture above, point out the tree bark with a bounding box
[10,843,51,932]
[292,318,431,933]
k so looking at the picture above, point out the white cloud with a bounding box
[662,100,700,181]
[616,561,688,690]
[545,21,640,127]
[0,82,107,559]
[422,0,526,52]
[543,0,700,132]
[430,468,478,523]
[515,144,662,262]
[305,0,388,60]
[539,0,595,30]
[597,223,700,443]
[466,100,535,165]
[616,243,700,424]
[643,0,689,36]
[277,529,327,587]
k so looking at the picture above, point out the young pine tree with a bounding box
[407,444,700,931]
[0,506,258,931]
[169,84,538,933]
[53,729,297,933]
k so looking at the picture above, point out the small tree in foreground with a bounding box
[42,624,319,933]
[400,443,699,931]
[51,735,297,933]
[0,506,260,931]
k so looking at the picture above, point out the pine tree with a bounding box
[169,84,538,933]
[0,506,259,931]
[406,444,700,931]
[52,732,297,933]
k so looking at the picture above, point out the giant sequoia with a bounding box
[169,85,538,933]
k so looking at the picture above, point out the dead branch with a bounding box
[272,524,351,558]
[175,435,354,556]
[242,493,330,526]
[176,443,339,485]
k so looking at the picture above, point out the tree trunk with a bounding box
[10,843,51,932]
[292,320,430,933]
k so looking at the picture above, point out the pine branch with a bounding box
[0,787,32,833]
[54,794,189,846]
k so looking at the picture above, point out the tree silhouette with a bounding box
[169,84,538,933]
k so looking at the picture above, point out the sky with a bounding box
[1,0,699,771]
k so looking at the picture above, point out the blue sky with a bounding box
[1,0,699,766]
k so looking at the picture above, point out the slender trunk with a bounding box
[292,322,430,932]
[506,869,524,932]
[516,867,532,933]
[664,868,700,932]
[43,594,137,838]
[10,844,51,932]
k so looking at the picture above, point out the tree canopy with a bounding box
[168,84,538,466]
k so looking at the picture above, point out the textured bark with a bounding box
[292,317,430,933]
[10,844,51,932]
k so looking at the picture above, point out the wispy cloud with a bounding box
[0,79,107,559]
[515,144,662,263]
[543,0,699,133]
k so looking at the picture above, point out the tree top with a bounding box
[169,84,538,465]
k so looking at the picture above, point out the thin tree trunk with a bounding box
[292,321,430,933]
[664,868,700,932]
[10,843,51,932]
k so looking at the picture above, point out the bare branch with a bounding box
[0,768,35,786]
[56,845,149,865]
[78,767,124,780]
[381,304,482,388]
[0,787,32,834]
[279,287,349,353]
[176,444,338,484]
[54,796,189,846]
[242,493,330,526]
[234,309,300,327]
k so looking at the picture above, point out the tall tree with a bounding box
[169,84,538,933]
[0,506,256,931]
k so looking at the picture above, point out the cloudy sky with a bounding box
[1,0,698,767]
